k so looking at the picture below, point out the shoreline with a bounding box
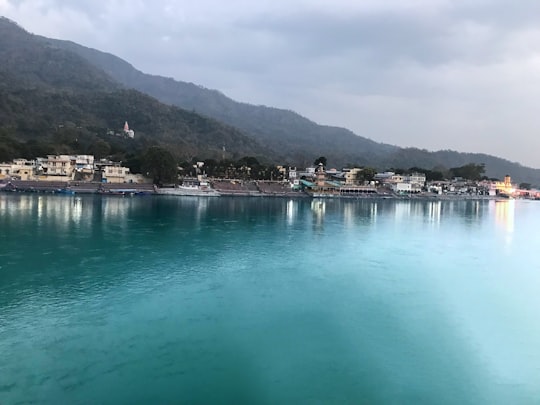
[0,181,525,202]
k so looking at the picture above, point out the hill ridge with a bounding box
[2,16,540,184]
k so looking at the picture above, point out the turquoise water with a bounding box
[1,194,540,404]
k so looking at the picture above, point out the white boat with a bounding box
[157,178,220,197]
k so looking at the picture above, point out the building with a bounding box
[375,171,426,193]
[41,155,97,181]
[0,163,11,179]
[123,121,135,138]
[95,159,133,183]
[392,182,412,193]
[342,168,363,185]
[374,172,398,184]
[41,155,75,180]
[495,175,515,196]
[0,159,38,180]
[408,172,427,187]
[101,164,131,183]
[73,155,95,180]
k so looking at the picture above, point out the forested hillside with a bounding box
[2,16,540,184]
[48,32,540,184]
[0,17,272,166]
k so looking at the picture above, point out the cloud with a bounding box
[2,0,540,167]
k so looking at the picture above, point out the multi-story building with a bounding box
[375,171,426,193]
[342,168,363,185]
[408,172,427,186]
[42,155,75,180]
[0,159,38,180]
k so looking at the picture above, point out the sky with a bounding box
[2,0,540,168]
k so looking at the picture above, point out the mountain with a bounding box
[378,147,540,185]
[0,17,118,93]
[43,36,398,167]
[0,17,270,163]
[44,33,540,184]
[2,16,540,184]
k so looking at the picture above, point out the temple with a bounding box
[123,121,135,138]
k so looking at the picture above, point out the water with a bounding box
[1,194,540,404]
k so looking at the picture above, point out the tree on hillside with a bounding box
[408,167,444,181]
[356,167,377,183]
[237,156,260,167]
[387,168,405,174]
[314,156,327,167]
[449,163,485,181]
[141,146,178,185]
[0,145,13,163]
[123,153,143,175]
[88,139,111,159]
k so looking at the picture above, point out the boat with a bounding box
[55,188,75,195]
[157,178,220,197]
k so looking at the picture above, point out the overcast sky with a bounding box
[2,0,540,167]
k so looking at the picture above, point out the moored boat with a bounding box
[157,178,220,197]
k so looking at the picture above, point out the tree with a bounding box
[388,168,405,174]
[88,139,111,159]
[124,153,143,175]
[408,167,444,181]
[519,182,531,190]
[141,146,178,185]
[24,139,52,159]
[237,156,260,167]
[314,156,327,167]
[449,163,485,181]
[356,167,377,183]
[0,145,13,163]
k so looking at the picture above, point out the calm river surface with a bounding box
[1,194,540,404]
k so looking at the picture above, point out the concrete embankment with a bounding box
[2,180,156,194]
[1,180,510,201]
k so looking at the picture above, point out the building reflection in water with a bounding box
[394,201,411,222]
[286,199,298,226]
[102,197,131,223]
[342,201,378,229]
[426,201,442,226]
[494,199,515,234]
[311,199,326,231]
[41,196,89,231]
[0,194,136,235]
[343,202,354,228]
[196,198,209,225]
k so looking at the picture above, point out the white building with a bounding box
[123,121,135,138]
[41,155,98,181]
[376,171,426,189]
[407,172,427,186]
[392,182,412,193]
[74,155,94,172]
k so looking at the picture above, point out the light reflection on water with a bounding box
[1,194,540,404]
[494,199,515,233]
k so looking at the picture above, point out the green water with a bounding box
[1,194,540,404]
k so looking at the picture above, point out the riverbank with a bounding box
[0,179,522,201]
